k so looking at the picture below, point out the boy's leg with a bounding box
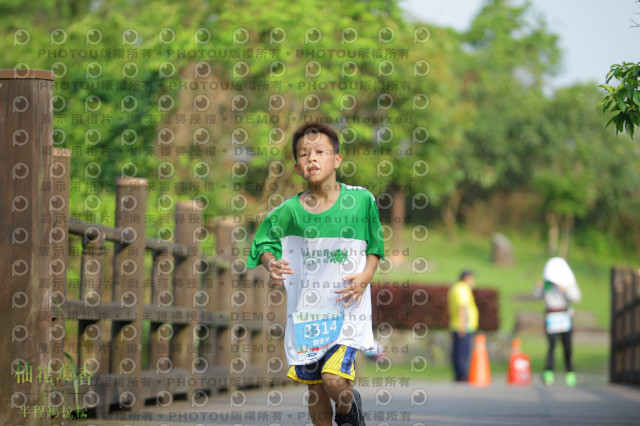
[307,383,333,426]
[324,373,365,426]
[321,372,353,415]
[319,345,358,414]
[319,345,365,425]
[288,361,333,425]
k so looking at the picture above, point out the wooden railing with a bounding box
[610,266,640,385]
[2,70,286,425]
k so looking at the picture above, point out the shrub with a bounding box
[370,283,499,331]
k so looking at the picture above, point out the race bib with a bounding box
[545,311,572,334]
[292,307,344,362]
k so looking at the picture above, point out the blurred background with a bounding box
[3,0,639,380]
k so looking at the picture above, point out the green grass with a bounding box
[380,226,638,331]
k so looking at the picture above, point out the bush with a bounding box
[371,283,499,332]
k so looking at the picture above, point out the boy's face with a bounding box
[294,133,342,183]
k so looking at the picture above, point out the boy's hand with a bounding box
[335,272,372,308]
[267,258,293,285]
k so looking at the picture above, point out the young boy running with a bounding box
[247,123,384,426]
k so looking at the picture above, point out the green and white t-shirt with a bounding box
[248,183,385,365]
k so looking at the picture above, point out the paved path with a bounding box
[98,376,640,426]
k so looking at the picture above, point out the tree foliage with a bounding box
[2,0,640,256]
[600,61,640,139]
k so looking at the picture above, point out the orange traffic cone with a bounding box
[507,338,532,385]
[468,334,491,387]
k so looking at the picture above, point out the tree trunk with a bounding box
[619,213,640,260]
[257,102,304,210]
[559,213,574,259]
[632,227,640,260]
[546,212,559,255]
[441,187,464,238]
[391,185,406,262]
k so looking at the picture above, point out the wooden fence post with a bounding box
[200,223,224,394]
[228,220,253,387]
[267,278,288,385]
[51,148,71,407]
[149,249,172,377]
[78,225,106,377]
[249,266,269,386]
[1,69,55,426]
[172,200,203,399]
[112,178,147,411]
[214,218,235,389]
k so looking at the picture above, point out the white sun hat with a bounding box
[542,257,578,289]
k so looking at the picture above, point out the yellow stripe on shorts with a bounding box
[322,346,356,381]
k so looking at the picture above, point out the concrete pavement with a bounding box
[95,375,640,426]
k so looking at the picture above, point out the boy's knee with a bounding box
[321,373,352,395]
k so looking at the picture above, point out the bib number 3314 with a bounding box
[293,307,344,362]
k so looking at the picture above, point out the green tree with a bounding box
[536,84,640,258]
[599,1,639,139]
[441,0,560,235]
[600,61,640,139]
[1,0,468,242]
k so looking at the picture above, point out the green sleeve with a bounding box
[365,192,385,259]
[247,214,282,268]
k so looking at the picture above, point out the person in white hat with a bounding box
[533,257,581,387]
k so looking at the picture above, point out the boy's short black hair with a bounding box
[291,122,340,161]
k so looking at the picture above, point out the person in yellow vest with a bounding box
[448,270,479,381]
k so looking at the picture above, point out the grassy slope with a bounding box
[379,226,637,331]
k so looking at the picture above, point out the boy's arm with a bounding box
[259,252,293,285]
[335,254,380,308]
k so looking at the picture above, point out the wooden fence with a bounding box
[1,70,286,425]
[610,266,640,385]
